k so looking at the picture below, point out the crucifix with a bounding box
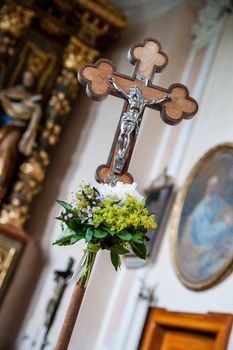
[78,38,198,185]
[55,38,198,350]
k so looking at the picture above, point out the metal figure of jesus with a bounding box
[109,76,170,173]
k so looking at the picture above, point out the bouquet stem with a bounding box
[55,246,99,350]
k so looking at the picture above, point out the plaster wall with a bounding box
[13,3,233,350]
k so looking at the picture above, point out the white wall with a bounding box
[16,3,233,350]
[145,12,233,348]
[120,10,233,350]
[98,11,233,350]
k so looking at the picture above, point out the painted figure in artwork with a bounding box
[180,175,233,280]
[189,176,233,245]
[0,70,42,199]
[108,76,170,161]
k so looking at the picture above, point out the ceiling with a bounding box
[111,0,205,21]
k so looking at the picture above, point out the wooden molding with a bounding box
[139,307,233,350]
[0,223,29,243]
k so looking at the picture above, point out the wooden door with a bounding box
[139,308,232,350]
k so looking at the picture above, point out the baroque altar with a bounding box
[0,0,127,346]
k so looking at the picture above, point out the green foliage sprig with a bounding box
[53,181,156,284]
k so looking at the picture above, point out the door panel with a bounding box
[139,308,232,350]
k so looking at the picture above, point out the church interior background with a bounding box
[0,0,233,349]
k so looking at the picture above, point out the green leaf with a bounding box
[94,229,108,238]
[53,227,76,245]
[104,227,115,236]
[82,190,89,200]
[86,227,94,242]
[70,235,83,245]
[55,216,63,220]
[56,199,73,211]
[93,187,100,196]
[66,218,82,231]
[111,244,129,255]
[131,233,144,243]
[141,199,146,208]
[131,242,147,259]
[110,251,121,271]
[117,231,132,241]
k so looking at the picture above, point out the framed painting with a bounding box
[172,143,233,290]
[124,169,174,268]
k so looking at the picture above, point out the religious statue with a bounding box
[0,70,42,199]
[108,76,170,173]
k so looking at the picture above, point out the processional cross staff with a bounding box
[55,38,198,349]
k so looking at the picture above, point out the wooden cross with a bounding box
[78,38,198,184]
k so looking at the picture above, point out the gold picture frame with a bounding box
[0,233,22,301]
[171,143,233,290]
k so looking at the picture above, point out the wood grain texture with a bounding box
[139,307,233,350]
[0,223,29,243]
[78,38,198,183]
[55,282,86,350]
[129,38,168,80]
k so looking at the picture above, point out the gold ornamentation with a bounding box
[0,0,127,230]
[0,244,15,288]
[76,0,127,29]
[63,36,99,73]
[20,158,45,183]
[42,120,62,145]
[27,47,52,77]
[0,204,29,228]
[79,11,110,41]
[56,69,79,100]
[0,2,34,38]
[49,92,71,117]
[0,154,46,228]
[0,234,23,299]
[40,17,68,37]
[0,34,15,56]
[39,150,50,167]
[9,41,57,92]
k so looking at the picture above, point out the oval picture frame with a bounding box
[171,143,233,291]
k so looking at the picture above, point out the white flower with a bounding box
[95,181,144,202]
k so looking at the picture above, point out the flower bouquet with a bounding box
[54,180,156,286]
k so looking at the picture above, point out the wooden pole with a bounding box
[55,281,85,350]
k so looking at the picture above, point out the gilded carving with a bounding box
[40,18,68,37]
[56,69,79,101]
[0,203,29,228]
[0,244,16,288]
[76,0,127,29]
[63,36,99,73]
[0,0,127,314]
[0,34,15,69]
[49,92,71,117]
[9,41,57,93]
[0,1,126,231]
[0,2,34,76]
[0,144,48,226]
[0,2,34,38]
